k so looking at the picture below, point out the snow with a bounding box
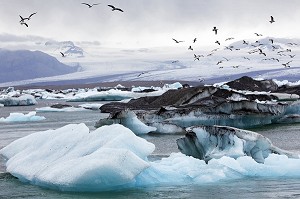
[1,123,300,192]
[1,37,300,87]
[0,111,45,123]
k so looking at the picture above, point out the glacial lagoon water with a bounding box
[1,99,300,198]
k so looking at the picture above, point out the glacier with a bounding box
[1,124,300,192]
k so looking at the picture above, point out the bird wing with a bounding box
[60,52,65,57]
[108,5,116,9]
[21,22,28,27]
[115,8,124,12]
[82,3,91,7]
[29,12,37,18]
[92,3,100,6]
[172,38,178,43]
[271,16,274,21]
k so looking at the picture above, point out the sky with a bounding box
[0,0,300,48]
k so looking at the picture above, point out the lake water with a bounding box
[1,99,300,198]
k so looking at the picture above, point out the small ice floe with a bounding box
[36,104,89,112]
[0,94,37,106]
[78,103,103,110]
[0,111,45,123]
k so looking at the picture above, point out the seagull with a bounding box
[193,38,197,43]
[20,22,28,27]
[289,54,296,58]
[222,57,229,61]
[60,52,66,57]
[172,38,184,43]
[243,57,250,60]
[282,61,292,68]
[81,3,100,8]
[243,40,249,45]
[269,39,274,44]
[215,40,221,45]
[194,54,200,61]
[216,60,223,65]
[188,46,193,51]
[19,12,37,22]
[269,16,275,23]
[108,5,124,12]
[225,37,234,41]
[212,26,218,35]
[258,49,266,56]
[254,33,263,36]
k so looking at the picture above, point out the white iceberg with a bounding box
[0,111,45,123]
[0,124,155,191]
[1,124,300,192]
[36,106,88,112]
[0,94,37,106]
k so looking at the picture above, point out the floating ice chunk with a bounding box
[0,111,45,123]
[36,106,88,112]
[0,124,155,192]
[177,125,299,163]
[0,94,37,106]
[78,103,103,110]
[95,110,157,135]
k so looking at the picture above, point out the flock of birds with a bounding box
[172,15,298,70]
[17,7,298,80]
[18,2,124,57]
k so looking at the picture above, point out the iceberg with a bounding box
[0,111,45,123]
[0,94,37,106]
[1,124,300,192]
[0,124,155,191]
[177,125,299,163]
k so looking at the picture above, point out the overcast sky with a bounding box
[0,0,300,48]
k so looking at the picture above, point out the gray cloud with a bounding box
[0,0,299,47]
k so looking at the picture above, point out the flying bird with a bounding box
[212,26,218,35]
[60,52,66,57]
[188,46,193,51]
[269,16,275,23]
[269,39,274,44]
[282,61,292,68]
[215,40,221,45]
[108,5,124,12]
[81,3,100,8]
[172,38,184,43]
[19,12,37,22]
[254,33,263,36]
[225,37,234,41]
[243,40,249,45]
[193,38,197,43]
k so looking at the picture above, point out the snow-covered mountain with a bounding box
[44,41,85,58]
[0,34,300,87]
[0,49,79,83]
